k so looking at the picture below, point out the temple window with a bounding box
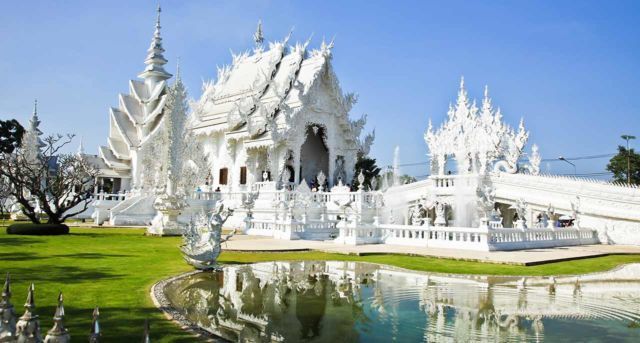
[219,168,228,185]
[240,166,247,185]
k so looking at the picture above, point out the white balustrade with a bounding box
[375,224,598,251]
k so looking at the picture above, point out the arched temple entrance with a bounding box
[300,124,329,185]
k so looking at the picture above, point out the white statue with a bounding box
[333,156,346,185]
[434,201,447,227]
[181,202,235,270]
[511,198,528,229]
[546,204,556,229]
[317,170,326,191]
[410,204,427,226]
[476,184,496,221]
[571,196,581,228]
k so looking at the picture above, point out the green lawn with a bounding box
[1,226,640,342]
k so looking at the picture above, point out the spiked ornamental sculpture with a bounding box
[98,6,172,191]
[0,273,17,342]
[142,319,150,343]
[424,78,536,176]
[181,202,235,270]
[147,67,189,236]
[146,61,210,236]
[15,284,41,343]
[43,293,69,343]
[88,308,100,343]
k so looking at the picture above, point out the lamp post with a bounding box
[558,156,576,176]
[621,135,636,185]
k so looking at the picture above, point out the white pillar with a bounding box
[293,147,301,184]
[328,148,335,187]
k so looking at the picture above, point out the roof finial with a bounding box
[253,19,264,48]
[459,76,465,90]
[175,57,181,80]
[29,99,42,133]
[484,84,489,98]
[77,136,85,155]
[156,4,161,27]
[138,4,172,81]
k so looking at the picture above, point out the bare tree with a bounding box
[0,134,97,224]
[0,176,12,224]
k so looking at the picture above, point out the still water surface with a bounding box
[164,261,640,342]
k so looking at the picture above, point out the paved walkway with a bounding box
[222,235,640,265]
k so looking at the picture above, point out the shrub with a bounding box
[6,223,69,235]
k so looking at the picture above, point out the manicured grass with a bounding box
[1,225,640,342]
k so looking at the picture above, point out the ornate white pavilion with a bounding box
[189,23,374,192]
[69,7,640,249]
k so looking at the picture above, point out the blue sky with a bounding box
[1,0,639,178]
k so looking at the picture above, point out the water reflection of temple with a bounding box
[164,262,640,342]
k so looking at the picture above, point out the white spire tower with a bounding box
[138,5,172,82]
[98,6,173,190]
[253,19,264,49]
[21,99,45,164]
[77,137,85,155]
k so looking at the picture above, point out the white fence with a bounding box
[359,224,599,251]
[246,218,338,240]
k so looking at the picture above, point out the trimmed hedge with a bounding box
[6,223,69,235]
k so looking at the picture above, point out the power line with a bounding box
[389,152,617,168]
[541,153,615,162]
[407,171,614,180]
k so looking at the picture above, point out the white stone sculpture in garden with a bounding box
[147,65,209,236]
[424,79,532,176]
[511,198,528,229]
[181,202,235,270]
[434,201,447,227]
[0,273,17,341]
[476,184,496,225]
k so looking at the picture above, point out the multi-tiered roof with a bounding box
[99,6,172,175]
[190,25,370,153]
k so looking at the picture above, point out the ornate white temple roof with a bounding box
[189,30,363,148]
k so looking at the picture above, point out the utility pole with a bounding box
[621,135,636,185]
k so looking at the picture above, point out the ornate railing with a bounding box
[246,218,338,240]
[340,223,600,251]
[90,192,128,201]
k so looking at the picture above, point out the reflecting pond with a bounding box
[163,261,640,342]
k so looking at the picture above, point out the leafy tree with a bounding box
[0,119,25,154]
[0,134,97,224]
[606,145,640,184]
[399,174,417,184]
[377,171,417,189]
[351,156,381,191]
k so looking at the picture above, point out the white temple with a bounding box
[77,7,640,248]
[189,22,374,192]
